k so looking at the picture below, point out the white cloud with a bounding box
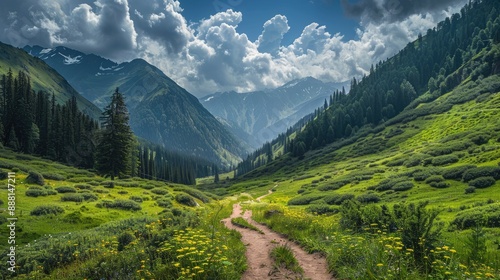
[0,0,466,96]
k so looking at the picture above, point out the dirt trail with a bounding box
[222,190,333,280]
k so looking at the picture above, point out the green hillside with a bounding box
[0,42,101,120]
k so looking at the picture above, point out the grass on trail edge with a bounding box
[231,217,265,234]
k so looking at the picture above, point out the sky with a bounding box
[0,0,467,97]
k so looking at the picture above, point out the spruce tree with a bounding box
[95,88,133,180]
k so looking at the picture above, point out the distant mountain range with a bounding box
[200,77,344,148]
[23,45,246,166]
[0,42,101,120]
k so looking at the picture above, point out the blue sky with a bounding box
[181,0,360,43]
[0,0,467,96]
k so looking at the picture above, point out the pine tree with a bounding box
[95,88,134,180]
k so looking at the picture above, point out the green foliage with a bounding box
[468,176,496,188]
[465,186,476,194]
[174,187,211,203]
[117,232,135,251]
[61,193,85,202]
[25,186,48,197]
[318,180,350,191]
[80,193,98,201]
[41,173,66,181]
[357,193,381,204]
[150,188,169,195]
[305,204,339,215]
[392,181,414,192]
[55,186,77,193]
[156,198,172,208]
[129,195,143,203]
[287,193,325,205]
[431,154,459,166]
[465,225,487,264]
[375,176,410,191]
[26,171,45,185]
[462,166,500,182]
[0,169,8,180]
[74,184,92,190]
[30,205,65,216]
[442,165,477,180]
[96,199,142,211]
[270,245,303,274]
[231,217,264,234]
[174,193,197,207]
[324,194,355,205]
[451,204,500,230]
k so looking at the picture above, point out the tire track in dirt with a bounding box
[222,189,333,280]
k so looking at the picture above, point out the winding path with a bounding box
[222,190,333,280]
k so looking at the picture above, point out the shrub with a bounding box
[151,188,169,195]
[30,205,64,216]
[318,180,350,191]
[287,193,326,205]
[465,186,476,194]
[425,175,445,184]
[323,194,355,205]
[157,198,172,208]
[118,190,128,195]
[468,176,496,189]
[96,200,142,211]
[102,181,115,188]
[141,185,155,190]
[357,193,381,203]
[175,194,197,207]
[306,204,339,215]
[94,188,109,194]
[26,171,44,185]
[392,182,414,192]
[175,187,211,203]
[442,165,477,180]
[413,171,432,181]
[0,170,8,180]
[55,186,77,193]
[61,193,85,202]
[25,187,47,197]
[41,173,66,181]
[43,185,58,195]
[117,232,135,251]
[81,193,98,201]
[74,184,92,190]
[375,176,409,191]
[431,155,459,166]
[470,133,489,145]
[462,166,500,182]
[129,196,143,203]
[429,181,450,188]
[451,204,500,229]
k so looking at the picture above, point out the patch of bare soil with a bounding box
[222,197,334,280]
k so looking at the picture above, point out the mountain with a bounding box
[200,77,343,148]
[23,45,246,166]
[0,42,101,120]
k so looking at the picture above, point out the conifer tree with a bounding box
[95,88,133,180]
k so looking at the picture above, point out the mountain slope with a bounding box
[200,77,342,148]
[23,45,246,166]
[0,42,101,120]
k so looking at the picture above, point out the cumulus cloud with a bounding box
[256,15,289,55]
[341,0,467,23]
[0,0,468,96]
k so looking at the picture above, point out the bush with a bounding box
[25,187,47,197]
[157,198,172,208]
[102,181,115,188]
[0,169,8,180]
[413,171,432,181]
[118,190,128,195]
[129,196,143,203]
[41,173,66,181]
[74,184,92,190]
[26,171,44,185]
[55,186,77,193]
[175,187,211,203]
[287,193,326,205]
[429,181,450,188]
[96,200,142,211]
[393,182,414,191]
[431,155,459,166]
[451,204,500,229]
[375,177,409,191]
[81,193,98,201]
[465,186,476,194]
[468,176,496,189]
[357,193,381,203]
[175,194,197,207]
[151,188,169,195]
[462,166,500,182]
[425,175,445,184]
[442,165,477,180]
[470,133,489,145]
[318,180,350,191]
[306,204,339,215]
[61,193,85,202]
[43,185,58,195]
[117,232,135,251]
[94,188,109,194]
[323,194,355,205]
[30,205,65,216]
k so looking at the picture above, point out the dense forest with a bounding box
[235,0,500,177]
[0,71,216,184]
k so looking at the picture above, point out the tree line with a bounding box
[0,73,216,184]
